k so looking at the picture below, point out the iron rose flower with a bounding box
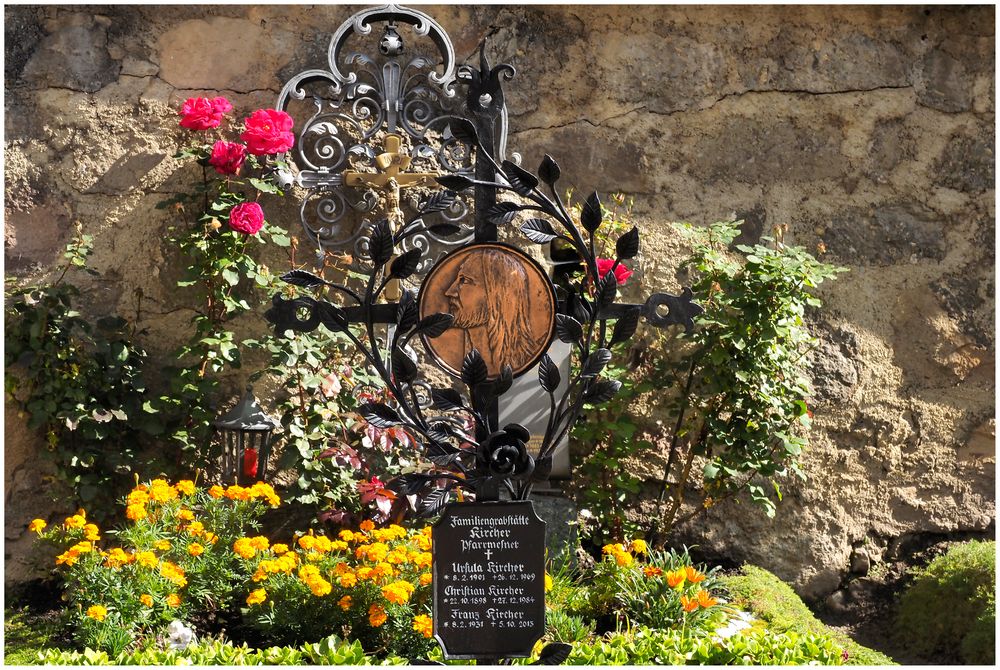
[178,96,232,130]
[208,141,247,175]
[228,201,265,235]
[240,109,295,155]
[479,423,534,479]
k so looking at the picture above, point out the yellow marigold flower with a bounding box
[166,593,181,608]
[359,520,375,532]
[127,489,149,506]
[160,561,187,587]
[413,534,431,551]
[696,589,717,608]
[126,504,147,522]
[386,549,408,565]
[252,568,268,582]
[86,605,107,621]
[420,526,432,537]
[666,569,686,588]
[137,551,158,568]
[272,543,289,555]
[354,566,373,581]
[684,566,706,584]
[140,594,153,608]
[630,539,648,555]
[419,573,432,586]
[338,595,353,611]
[149,479,178,503]
[333,562,351,576]
[412,614,433,638]
[224,485,249,501]
[246,588,267,606]
[354,544,369,560]
[55,550,79,567]
[372,562,395,580]
[177,509,195,522]
[176,480,196,495]
[84,524,100,541]
[366,542,390,563]
[155,539,172,551]
[382,580,415,605]
[298,564,320,581]
[298,535,316,551]
[207,485,225,498]
[340,572,358,588]
[338,530,355,543]
[309,577,332,597]
[105,548,130,569]
[330,540,348,552]
[545,573,553,592]
[249,482,280,507]
[313,536,332,553]
[187,522,205,537]
[70,541,93,554]
[28,518,47,534]
[413,552,432,569]
[64,514,86,529]
[188,543,205,557]
[368,603,387,628]
[233,538,256,559]
[614,551,633,568]
[250,536,269,551]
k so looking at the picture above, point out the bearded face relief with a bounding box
[419,244,556,379]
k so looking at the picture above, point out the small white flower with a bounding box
[166,620,196,651]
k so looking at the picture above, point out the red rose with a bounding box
[596,258,633,285]
[178,96,233,130]
[208,141,247,175]
[240,109,295,155]
[228,202,265,235]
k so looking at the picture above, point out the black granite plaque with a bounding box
[432,501,546,659]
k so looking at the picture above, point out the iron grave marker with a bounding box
[432,501,546,659]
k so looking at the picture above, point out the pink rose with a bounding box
[208,141,247,175]
[228,202,265,235]
[178,96,233,130]
[240,109,295,155]
[596,258,633,285]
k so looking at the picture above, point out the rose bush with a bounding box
[208,140,248,175]
[596,257,633,285]
[240,109,295,156]
[228,201,266,235]
[179,96,233,131]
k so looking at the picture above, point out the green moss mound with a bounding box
[895,540,995,664]
[720,565,895,665]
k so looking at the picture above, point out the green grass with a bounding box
[4,606,69,665]
[720,565,896,665]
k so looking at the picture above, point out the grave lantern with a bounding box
[212,386,278,485]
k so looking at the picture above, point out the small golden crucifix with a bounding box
[343,133,440,298]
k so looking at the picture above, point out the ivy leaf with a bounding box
[581,348,612,379]
[583,379,621,404]
[435,174,474,191]
[431,387,466,411]
[502,160,539,196]
[418,190,457,215]
[538,354,560,393]
[415,313,454,339]
[396,290,419,331]
[390,248,422,280]
[487,202,522,225]
[358,402,401,429]
[280,269,327,288]
[615,226,640,260]
[521,218,558,244]
[533,643,572,666]
[610,307,641,345]
[461,349,488,387]
[448,118,479,146]
[538,154,560,186]
[368,218,394,268]
[581,191,603,233]
[418,487,451,517]
[554,314,583,344]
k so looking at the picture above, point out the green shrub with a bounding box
[895,540,995,664]
[545,610,595,644]
[721,565,895,665]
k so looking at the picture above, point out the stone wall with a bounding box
[5,5,994,596]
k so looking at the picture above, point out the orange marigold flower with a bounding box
[84,524,100,541]
[685,566,706,584]
[233,538,256,559]
[140,594,153,608]
[55,550,79,567]
[356,566,374,581]
[149,479,178,503]
[412,614,433,638]
[298,535,316,551]
[309,577,332,597]
[382,580,415,605]
[614,551,634,567]
[187,521,205,537]
[338,595,352,611]
[177,509,195,521]
[696,589,717,608]
[155,539,172,551]
[666,569,686,588]
[368,603,387,628]
[126,504,147,522]
[28,518,47,534]
[680,595,698,613]
[250,536,270,551]
[340,572,358,588]
[166,593,181,608]
[366,542,390,563]
[127,489,149,506]
[330,540,348,552]
[643,566,664,578]
[64,514,87,529]
[136,551,158,568]
[359,520,375,532]
[419,572,432,586]
[338,530,355,543]
[105,548,130,568]
[246,588,267,606]
[413,534,432,551]
[188,543,205,557]
[313,535,332,553]
[176,480,196,495]
[86,604,107,621]
[371,562,395,581]
[207,485,225,498]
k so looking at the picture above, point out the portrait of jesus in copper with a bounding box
[419,244,556,379]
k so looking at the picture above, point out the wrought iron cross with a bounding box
[343,133,441,227]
